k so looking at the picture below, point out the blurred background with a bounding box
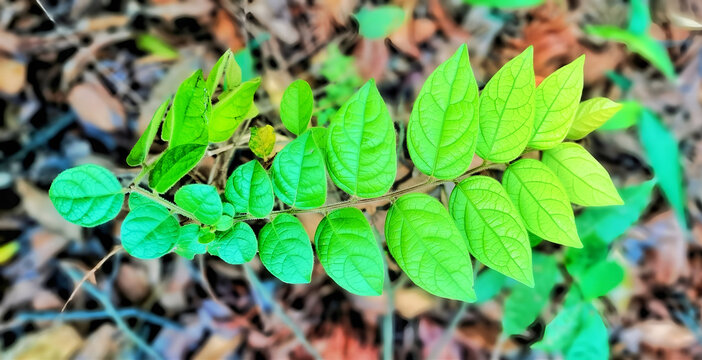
[1,0,701,358]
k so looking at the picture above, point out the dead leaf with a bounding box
[117,263,150,302]
[0,56,26,95]
[394,287,437,318]
[6,325,83,360]
[635,320,697,349]
[16,179,81,240]
[68,82,126,133]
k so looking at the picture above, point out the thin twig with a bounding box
[490,333,507,360]
[427,302,469,360]
[62,245,123,312]
[128,186,201,223]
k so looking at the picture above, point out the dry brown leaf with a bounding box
[117,263,150,302]
[213,9,246,52]
[6,325,83,360]
[16,179,81,240]
[74,324,119,360]
[394,287,437,318]
[0,56,26,95]
[68,82,126,133]
[635,320,697,349]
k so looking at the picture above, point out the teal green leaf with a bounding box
[209,78,261,142]
[599,101,642,131]
[528,56,584,150]
[533,302,584,352]
[407,44,479,179]
[385,193,476,302]
[476,46,535,162]
[567,97,623,140]
[215,214,233,231]
[225,160,274,217]
[639,109,687,228]
[542,143,623,206]
[121,204,179,259]
[222,202,235,217]
[462,0,544,8]
[128,192,164,211]
[315,207,384,296]
[49,164,124,227]
[449,176,533,286]
[627,0,651,36]
[502,159,582,248]
[565,304,609,359]
[148,144,207,193]
[126,97,169,166]
[136,34,178,60]
[309,127,328,156]
[565,235,608,279]
[578,260,625,300]
[272,131,327,209]
[258,214,314,284]
[166,70,210,146]
[353,6,405,39]
[208,222,257,264]
[174,184,222,225]
[280,79,313,135]
[475,269,508,304]
[174,224,207,260]
[327,79,397,197]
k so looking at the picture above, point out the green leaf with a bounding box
[385,193,476,302]
[235,47,256,82]
[353,6,405,39]
[225,160,274,217]
[309,127,328,157]
[166,70,211,147]
[128,192,164,211]
[121,204,179,259]
[475,269,508,304]
[209,78,261,142]
[542,143,623,206]
[565,304,609,359]
[222,202,235,217]
[148,144,207,193]
[258,214,314,284]
[407,45,479,179]
[639,109,687,228]
[126,98,169,166]
[208,222,257,264]
[249,125,276,160]
[280,79,313,135]
[533,302,584,352]
[49,164,124,227]
[449,176,533,286]
[161,107,174,141]
[174,184,222,225]
[578,260,625,300]
[198,227,215,244]
[206,50,242,96]
[565,235,608,279]
[567,97,623,140]
[476,46,535,162]
[271,131,327,209]
[315,207,384,296]
[136,34,178,59]
[502,159,582,248]
[502,253,558,335]
[327,79,397,197]
[174,224,207,260]
[528,56,585,150]
[462,0,544,8]
[627,0,651,36]
[599,101,642,131]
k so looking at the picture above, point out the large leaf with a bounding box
[208,222,258,264]
[49,164,124,227]
[148,144,207,193]
[174,184,223,225]
[280,79,313,135]
[385,193,476,302]
[542,143,623,206]
[315,207,384,296]
[126,98,169,166]
[353,6,405,39]
[225,160,274,218]
[271,131,327,209]
[528,56,584,150]
[449,176,533,286]
[209,78,261,142]
[164,70,210,146]
[476,47,535,162]
[502,159,582,248]
[173,223,207,260]
[121,204,179,259]
[567,97,623,140]
[258,214,314,284]
[407,44,479,179]
[327,79,397,197]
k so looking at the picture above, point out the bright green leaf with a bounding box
[315,207,384,296]
[249,125,276,160]
[0,241,19,265]
[174,184,223,225]
[209,78,261,142]
[225,160,274,217]
[128,192,164,211]
[271,131,327,209]
[599,101,642,131]
[198,227,215,244]
[215,214,233,231]
[578,260,625,300]
[385,193,476,302]
[148,144,207,193]
[121,204,179,259]
[628,0,651,36]
[49,164,124,227]
[407,44,479,179]
[258,214,314,284]
[127,98,169,166]
[309,127,328,157]
[462,0,544,8]
[476,46,535,162]
[567,97,623,140]
[136,34,178,60]
[208,221,257,264]
[280,79,313,135]
[206,50,242,96]
[166,70,210,147]
[353,6,405,39]
[222,202,235,217]
[475,269,507,304]
[174,223,207,260]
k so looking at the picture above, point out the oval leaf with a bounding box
[126,98,169,166]
[271,131,327,209]
[407,44,479,179]
[209,78,261,142]
[502,159,582,248]
[385,193,476,302]
[280,79,313,135]
[49,164,124,227]
[225,160,274,218]
[567,97,623,140]
[165,70,210,146]
[174,223,207,260]
[174,184,223,225]
[121,204,179,259]
[315,207,385,296]
[249,125,276,160]
[258,214,314,284]
[148,144,207,193]
[208,221,258,264]
[449,176,533,286]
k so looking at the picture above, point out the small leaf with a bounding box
[407,44,480,179]
[533,302,584,352]
[166,70,211,147]
[567,97,623,140]
[136,34,178,59]
[206,50,242,96]
[49,164,124,227]
[128,192,164,211]
[315,208,385,296]
[449,176,533,286]
[309,127,328,156]
[280,79,313,135]
[502,159,582,248]
[249,125,276,160]
[225,160,274,217]
[126,98,169,166]
[476,46,535,162]
[121,204,179,259]
[327,79,397,198]
[353,6,406,39]
[215,214,233,231]
[627,0,651,36]
[174,223,207,260]
[198,227,215,244]
[599,101,642,131]
[209,78,261,142]
[208,222,257,264]
[258,214,314,284]
[271,131,327,209]
[149,144,207,193]
[528,56,584,150]
[475,269,508,304]
[174,184,223,225]
[578,260,625,300]
[0,241,19,265]
[385,193,476,302]
[542,143,623,206]
[222,202,235,217]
